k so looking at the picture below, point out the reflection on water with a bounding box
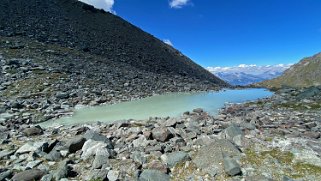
[41,89,272,127]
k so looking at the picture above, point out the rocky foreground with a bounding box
[1,87,321,181]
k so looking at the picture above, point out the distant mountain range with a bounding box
[258,52,321,88]
[207,64,292,86]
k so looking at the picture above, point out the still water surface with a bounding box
[41,89,272,127]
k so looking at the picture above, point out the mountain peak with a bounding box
[207,64,292,86]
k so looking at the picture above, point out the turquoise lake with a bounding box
[41,88,272,127]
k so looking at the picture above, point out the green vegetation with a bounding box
[259,52,321,88]
[260,149,294,164]
[273,102,321,110]
[243,148,321,179]
[293,162,321,177]
[88,178,104,181]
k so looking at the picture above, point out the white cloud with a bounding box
[79,0,115,13]
[169,0,191,9]
[163,39,173,46]
[207,64,293,75]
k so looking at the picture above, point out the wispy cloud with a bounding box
[79,0,115,13]
[169,0,191,9]
[163,39,173,46]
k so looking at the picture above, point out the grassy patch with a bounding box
[242,147,321,179]
[260,149,294,164]
[272,100,321,111]
[293,162,321,176]
[1,72,66,98]
[243,148,294,165]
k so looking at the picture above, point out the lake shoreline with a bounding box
[1,87,321,180]
[40,88,272,127]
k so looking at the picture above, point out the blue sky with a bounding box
[82,0,321,67]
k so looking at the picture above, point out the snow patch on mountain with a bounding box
[206,64,292,86]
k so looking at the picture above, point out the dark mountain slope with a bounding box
[0,0,226,85]
[258,52,321,88]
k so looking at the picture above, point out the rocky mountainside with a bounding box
[258,52,321,88]
[0,0,226,86]
[0,0,227,125]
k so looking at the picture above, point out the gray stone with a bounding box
[146,160,168,173]
[92,148,110,169]
[81,139,108,159]
[0,170,12,181]
[0,150,15,159]
[132,151,147,165]
[223,157,241,176]
[0,113,14,122]
[56,92,69,99]
[53,160,69,180]
[0,125,7,132]
[232,134,244,147]
[26,160,43,169]
[193,108,204,114]
[65,136,86,153]
[44,150,61,161]
[23,126,43,136]
[224,125,243,140]
[305,122,317,129]
[40,174,53,181]
[139,169,170,181]
[240,122,256,130]
[16,141,47,154]
[165,118,178,127]
[193,139,241,175]
[164,151,190,168]
[283,176,294,181]
[152,127,173,142]
[133,136,149,147]
[12,169,46,181]
[84,130,113,149]
[107,170,120,181]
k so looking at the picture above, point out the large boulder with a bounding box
[12,169,46,181]
[152,127,173,142]
[162,151,190,168]
[16,141,47,154]
[23,126,43,136]
[53,160,69,180]
[193,139,241,176]
[92,148,110,169]
[44,150,61,161]
[65,136,86,153]
[139,169,170,181]
[81,139,109,159]
[0,170,12,181]
[84,130,113,149]
[223,156,242,176]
